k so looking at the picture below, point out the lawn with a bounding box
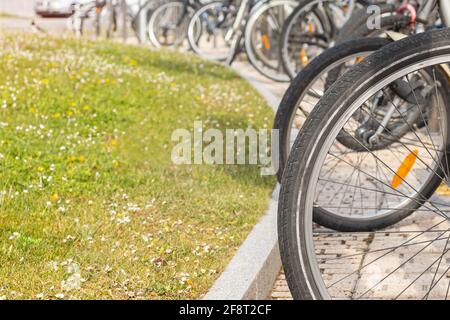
[0,34,274,299]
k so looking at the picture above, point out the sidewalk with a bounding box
[230,61,292,300]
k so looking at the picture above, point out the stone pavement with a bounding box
[270,271,292,300]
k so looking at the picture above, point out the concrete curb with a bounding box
[204,186,281,300]
[231,62,280,113]
[204,64,282,300]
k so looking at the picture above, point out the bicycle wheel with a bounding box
[331,15,418,153]
[132,0,167,42]
[337,11,415,44]
[243,0,298,82]
[334,3,398,43]
[275,16,412,181]
[279,29,450,299]
[187,1,235,61]
[279,0,355,79]
[148,0,193,48]
[274,37,392,182]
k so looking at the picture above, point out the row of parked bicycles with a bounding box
[272,0,450,300]
[163,0,450,300]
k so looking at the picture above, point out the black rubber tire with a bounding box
[244,0,298,82]
[187,1,231,61]
[274,37,392,182]
[279,2,406,79]
[132,0,166,43]
[148,1,193,48]
[278,29,450,299]
[279,0,334,79]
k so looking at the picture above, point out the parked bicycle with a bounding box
[278,0,450,300]
[274,0,440,181]
[188,0,298,82]
[147,0,215,48]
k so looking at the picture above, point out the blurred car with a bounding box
[34,0,95,18]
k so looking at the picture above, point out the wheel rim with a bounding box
[149,2,189,48]
[245,0,298,82]
[283,51,378,163]
[281,0,354,78]
[188,2,233,60]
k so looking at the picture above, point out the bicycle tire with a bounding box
[274,37,392,182]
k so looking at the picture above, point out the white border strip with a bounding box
[204,63,282,300]
[204,186,281,300]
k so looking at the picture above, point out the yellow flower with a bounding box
[37,166,45,172]
[41,79,49,85]
[83,105,91,111]
[68,156,77,163]
[51,194,59,202]
[79,155,86,163]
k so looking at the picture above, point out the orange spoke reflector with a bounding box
[300,48,309,66]
[262,34,270,50]
[391,149,419,189]
[437,184,450,196]
[308,23,314,33]
[355,56,364,64]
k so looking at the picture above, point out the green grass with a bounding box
[0,34,274,299]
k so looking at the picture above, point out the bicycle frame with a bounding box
[416,0,450,26]
[224,0,251,42]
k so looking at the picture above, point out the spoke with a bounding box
[382,87,449,182]
[318,234,450,263]
[325,153,367,211]
[356,153,365,216]
[423,231,450,300]
[315,156,348,201]
[431,68,450,187]
[356,227,450,299]
[325,218,450,289]
[328,152,450,220]
[421,263,450,300]
[405,73,448,182]
[317,178,450,208]
[355,107,447,183]
[331,126,449,219]
[393,245,450,299]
